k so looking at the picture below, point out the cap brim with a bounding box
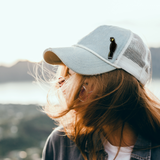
[43,46,116,75]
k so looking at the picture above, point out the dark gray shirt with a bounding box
[42,127,160,160]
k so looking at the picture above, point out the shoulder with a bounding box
[48,126,70,145]
[42,126,69,160]
[42,126,83,160]
[132,134,160,160]
[43,126,71,150]
[151,141,160,160]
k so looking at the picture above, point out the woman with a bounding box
[42,25,160,160]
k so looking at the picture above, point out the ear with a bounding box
[79,86,87,100]
[78,85,93,102]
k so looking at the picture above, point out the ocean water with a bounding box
[0,79,160,104]
[0,81,48,105]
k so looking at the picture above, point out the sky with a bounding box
[0,0,160,66]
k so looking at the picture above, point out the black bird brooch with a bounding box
[108,37,117,59]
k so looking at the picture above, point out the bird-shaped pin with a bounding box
[108,37,117,59]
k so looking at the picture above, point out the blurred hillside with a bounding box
[0,47,160,83]
[0,61,56,83]
[0,61,35,83]
[0,104,56,160]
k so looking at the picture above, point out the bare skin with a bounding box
[103,123,138,147]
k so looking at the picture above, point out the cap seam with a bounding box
[73,44,121,69]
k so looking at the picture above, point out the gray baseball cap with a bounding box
[43,25,151,85]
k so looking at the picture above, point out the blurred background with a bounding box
[0,0,160,159]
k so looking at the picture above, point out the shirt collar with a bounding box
[131,134,151,160]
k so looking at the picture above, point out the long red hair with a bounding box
[44,65,160,160]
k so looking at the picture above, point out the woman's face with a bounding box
[58,69,75,87]
[59,68,93,112]
[69,69,94,107]
[68,69,75,76]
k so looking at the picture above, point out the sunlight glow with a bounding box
[0,0,160,66]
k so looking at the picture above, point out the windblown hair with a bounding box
[44,64,160,160]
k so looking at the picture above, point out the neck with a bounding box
[103,123,138,147]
